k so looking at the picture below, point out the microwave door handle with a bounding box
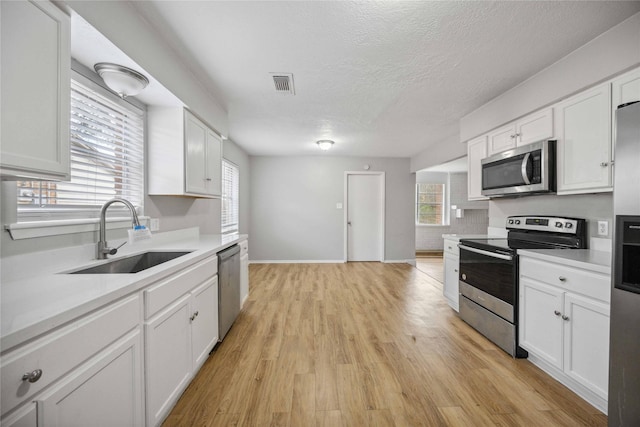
[521,152,532,185]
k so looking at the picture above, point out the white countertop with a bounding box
[442,234,494,242]
[1,229,247,351]
[517,248,612,275]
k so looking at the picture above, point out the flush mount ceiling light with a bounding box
[316,140,335,151]
[94,63,149,98]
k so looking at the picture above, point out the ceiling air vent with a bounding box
[270,73,295,95]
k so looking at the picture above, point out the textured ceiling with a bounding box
[129,1,640,158]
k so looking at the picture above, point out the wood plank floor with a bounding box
[163,262,607,426]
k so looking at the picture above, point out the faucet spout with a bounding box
[98,198,141,259]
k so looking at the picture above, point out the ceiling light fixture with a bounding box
[94,63,149,98]
[316,140,335,151]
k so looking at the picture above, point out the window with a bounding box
[18,77,145,220]
[221,159,239,234]
[416,183,446,225]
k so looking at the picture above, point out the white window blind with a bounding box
[221,159,239,234]
[18,79,145,219]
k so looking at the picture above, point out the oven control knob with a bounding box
[462,274,467,281]
[565,222,573,229]
[508,219,514,225]
[515,220,521,225]
[555,222,563,228]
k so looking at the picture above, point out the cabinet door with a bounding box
[0,0,70,180]
[612,67,640,162]
[516,108,553,147]
[556,84,612,194]
[487,123,517,155]
[145,295,192,426]
[1,403,36,427]
[519,278,564,369]
[467,135,488,200]
[36,330,143,427]
[563,293,610,400]
[184,111,209,195]
[240,253,249,308]
[191,277,219,371]
[205,129,222,196]
[443,254,459,312]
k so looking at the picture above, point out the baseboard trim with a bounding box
[249,260,345,264]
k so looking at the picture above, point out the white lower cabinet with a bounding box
[443,238,460,311]
[144,257,219,426]
[36,330,144,427]
[240,239,249,308]
[519,255,610,413]
[0,294,143,426]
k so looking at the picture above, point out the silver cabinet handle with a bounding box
[448,246,452,250]
[562,315,570,321]
[22,369,43,383]
[190,311,199,322]
[554,310,561,316]
[558,276,566,282]
[454,269,458,273]
[600,162,609,167]
[205,178,212,181]
[347,221,352,226]
[510,134,516,139]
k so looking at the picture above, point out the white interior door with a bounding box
[346,173,384,261]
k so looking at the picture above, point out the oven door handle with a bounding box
[458,244,513,261]
[521,152,532,185]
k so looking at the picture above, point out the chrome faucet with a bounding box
[98,198,140,259]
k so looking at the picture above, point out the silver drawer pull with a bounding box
[562,315,570,321]
[554,310,561,316]
[22,369,43,383]
[558,276,566,282]
[454,269,458,273]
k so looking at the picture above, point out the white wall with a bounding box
[410,133,467,173]
[249,156,415,262]
[415,172,489,250]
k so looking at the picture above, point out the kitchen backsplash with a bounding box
[488,192,613,239]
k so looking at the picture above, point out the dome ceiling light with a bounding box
[94,63,149,98]
[316,140,335,151]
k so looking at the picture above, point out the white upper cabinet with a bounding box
[487,123,517,155]
[148,108,222,198]
[516,108,554,147]
[486,108,553,156]
[556,83,612,194]
[611,68,640,162]
[467,135,488,200]
[0,0,70,180]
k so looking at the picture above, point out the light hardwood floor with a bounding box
[163,262,607,426]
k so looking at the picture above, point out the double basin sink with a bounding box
[69,251,192,274]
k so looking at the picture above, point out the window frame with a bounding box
[221,159,240,234]
[16,69,146,222]
[415,182,448,226]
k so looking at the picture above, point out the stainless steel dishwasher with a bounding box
[217,244,241,341]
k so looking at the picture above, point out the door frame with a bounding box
[343,171,385,263]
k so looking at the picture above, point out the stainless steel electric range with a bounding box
[458,216,587,357]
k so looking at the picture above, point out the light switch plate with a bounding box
[336,203,343,209]
[150,218,160,231]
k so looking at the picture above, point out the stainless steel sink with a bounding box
[69,251,192,274]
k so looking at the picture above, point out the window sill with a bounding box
[6,217,150,240]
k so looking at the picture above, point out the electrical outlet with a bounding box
[597,220,608,236]
[150,218,160,232]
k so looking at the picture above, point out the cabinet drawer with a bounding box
[1,294,140,415]
[145,256,217,318]
[443,239,459,256]
[519,257,610,302]
[239,240,248,256]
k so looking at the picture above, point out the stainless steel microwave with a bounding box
[481,140,555,197]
